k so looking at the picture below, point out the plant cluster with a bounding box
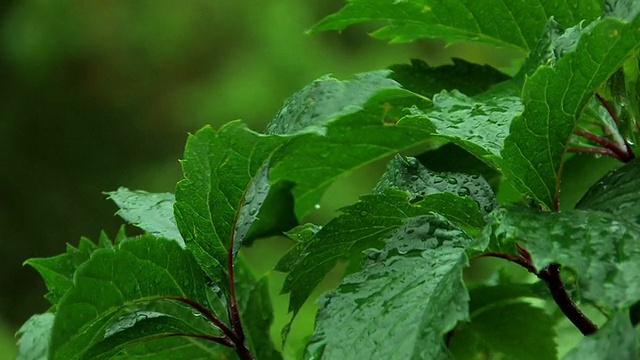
[16,0,640,359]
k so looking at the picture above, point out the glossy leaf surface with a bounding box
[49,236,216,359]
[306,215,470,359]
[312,0,601,50]
[483,207,640,310]
[502,14,640,209]
[564,312,638,360]
[16,313,54,360]
[107,188,183,246]
[576,158,640,227]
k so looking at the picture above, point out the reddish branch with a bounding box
[596,93,619,123]
[226,187,254,360]
[569,94,636,162]
[538,265,598,335]
[471,251,598,336]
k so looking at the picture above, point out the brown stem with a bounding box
[227,187,252,359]
[471,253,598,336]
[574,129,632,161]
[538,264,598,335]
[568,146,620,159]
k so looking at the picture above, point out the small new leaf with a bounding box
[106,188,183,246]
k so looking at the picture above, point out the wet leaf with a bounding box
[106,188,183,246]
[403,82,523,168]
[267,81,433,218]
[502,14,640,209]
[482,206,640,310]
[16,313,54,360]
[576,158,640,227]
[311,0,601,50]
[389,58,509,98]
[232,162,271,258]
[604,0,640,21]
[305,215,471,359]
[564,312,637,360]
[235,273,282,360]
[174,122,285,294]
[451,303,557,360]
[265,70,402,136]
[275,190,434,330]
[82,312,222,360]
[376,155,497,215]
[26,233,115,305]
[415,143,502,191]
[49,236,216,359]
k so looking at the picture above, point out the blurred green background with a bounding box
[0,1,520,357]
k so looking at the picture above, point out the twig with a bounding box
[574,129,632,161]
[568,146,620,160]
[471,252,598,336]
[538,264,598,335]
[227,187,255,360]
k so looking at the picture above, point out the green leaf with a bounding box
[403,82,523,168]
[518,18,580,78]
[483,206,640,310]
[451,303,557,360]
[236,273,283,360]
[265,70,403,136]
[81,311,222,360]
[106,188,183,246]
[467,283,551,314]
[26,234,110,305]
[376,155,497,215]
[604,0,640,21]
[389,58,510,98]
[276,190,433,323]
[305,215,471,359]
[267,72,433,217]
[233,161,271,258]
[576,158,640,227]
[564,312,637,360]
[243,179,298,246]
[415,143,502,191]
[49,236,218,359]
[502,14,640,209]
[17,313,54,360]
[174,122,285,291]
[277,153,494,330]
[311,0,601,51]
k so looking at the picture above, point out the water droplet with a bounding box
[457,187,471,197]
[314,204,321,209]
[248,208,258,216]
[447,178,458,185]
